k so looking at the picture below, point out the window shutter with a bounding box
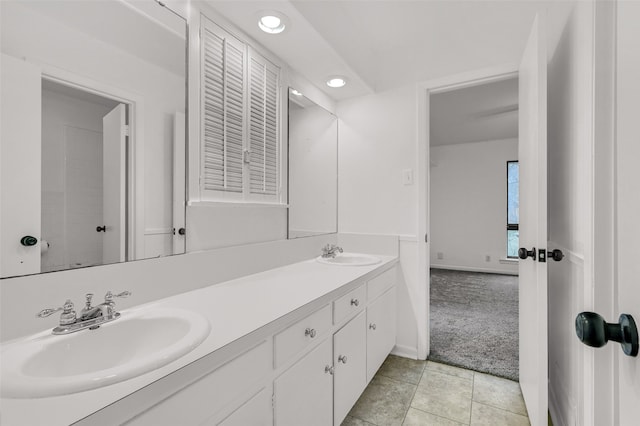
[201,19,245,194]
[248,51,280,198]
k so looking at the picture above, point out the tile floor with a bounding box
[343,356,530,426]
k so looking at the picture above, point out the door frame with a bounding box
[40,65,145,261]
[416,63,520,360]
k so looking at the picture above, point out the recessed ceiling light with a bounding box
[326,76,347,88]
[291,89,303,96]
[258,13,286,34]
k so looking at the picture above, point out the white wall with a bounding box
[337,85,417,236]
[337,84,420,356]
[186,203,287,252]
[430,138,518,274]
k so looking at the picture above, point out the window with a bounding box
[200,16,281,203]
[507,161,519,258]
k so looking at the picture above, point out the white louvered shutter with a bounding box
[248,50,280,200]
[200,18,245,196]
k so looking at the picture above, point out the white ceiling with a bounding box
[9,0,186,77]
[430,77,518,146]
[204,0,551,101]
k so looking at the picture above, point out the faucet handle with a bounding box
[104,290,132,304]
[36,299,74,318]
[84,293,94,309]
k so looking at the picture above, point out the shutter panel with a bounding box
[248,51,280,198]
[201,19,244,194]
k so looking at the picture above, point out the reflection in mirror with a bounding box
[0,0,187,278]
[288,88,338,238]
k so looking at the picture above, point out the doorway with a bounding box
[41,79,129,272]
[427,77,520,380]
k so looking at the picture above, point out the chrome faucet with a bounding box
[37,291,131,335]
[321,244,344,258]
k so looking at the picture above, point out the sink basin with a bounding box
[1,307,210,398]
[316,253,382,266]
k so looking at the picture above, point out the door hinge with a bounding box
[425,233,428,243]
[243,149,251,164]
[123,125,130,137]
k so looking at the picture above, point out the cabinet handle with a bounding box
[325,365,334,375]
[350,298,359,307]
[305,328,317,338]
[338,355,348,364]
[369,323,377,330]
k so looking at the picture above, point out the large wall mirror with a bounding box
[288,88,338,238]
[0,0,187,278]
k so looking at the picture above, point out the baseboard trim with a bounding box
[391,344,419,360]
[430,264,519,276]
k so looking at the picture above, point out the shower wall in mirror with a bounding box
[0,0,187,278]
[288,88,338,238]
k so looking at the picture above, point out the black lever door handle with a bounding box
[518,247,536,260]
[575,312,638,357]
[96,226,106,232]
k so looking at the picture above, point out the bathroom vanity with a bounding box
[0,255,398,425]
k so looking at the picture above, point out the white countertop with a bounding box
[0,255,397,426]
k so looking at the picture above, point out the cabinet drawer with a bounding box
[367,267,396,301]
[333,284,365,324]
[275,304,332,368]
[129,341,272,426]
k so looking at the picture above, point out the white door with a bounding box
[274,338,333,426]
[172,111,186,255]
[615,3,640,423]
[102,104,126,264]
[0,54,42,277]
[333,311,366,425]
[518,14,548,426]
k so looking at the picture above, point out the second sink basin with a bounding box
[1,307,211,398]
[316,253,382,266]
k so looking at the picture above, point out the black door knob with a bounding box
[20,236,38,246]
[575,312,638,357]
[548,249,564,261]
[178,228,186,235]
[518,247,536,260]
[96,226,106,232]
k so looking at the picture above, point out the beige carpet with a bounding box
[428,268,519,381]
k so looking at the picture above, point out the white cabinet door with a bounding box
[366,287,397,382]
[274,338,333,426]
[333,311,367,425]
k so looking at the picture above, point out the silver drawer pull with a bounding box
[305,328,317,338]
[369,323,377,330]
[325,365,334,375]
[338,355,348,364]
[350,298,359,307]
